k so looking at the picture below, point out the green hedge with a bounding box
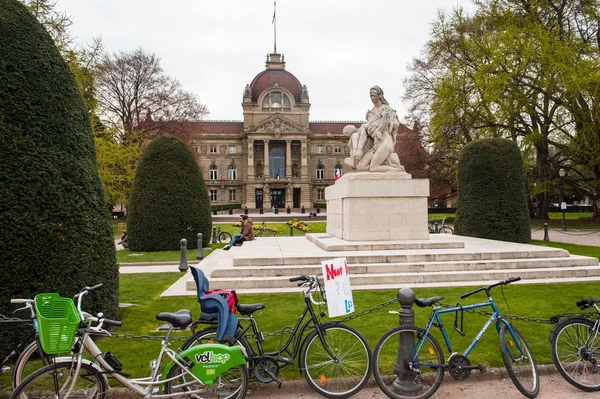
[0,0,118,356]
[128,136,212,250]
[211,204,241,211]
[455,138,530,243]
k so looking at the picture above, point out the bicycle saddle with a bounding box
[415,296,444,307]
[156,309,192,329]
[237,303,265,316]
[577,298,600,309]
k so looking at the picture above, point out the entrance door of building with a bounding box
[293,188,300,208]
[255,189,263,209]
[270,189,285,209]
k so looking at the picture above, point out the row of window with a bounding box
[209,164,341,181]
[202,144,342,155]
[208,188,326,203]
[316,145,342,154]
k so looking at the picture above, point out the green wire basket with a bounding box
[35,293,81,354]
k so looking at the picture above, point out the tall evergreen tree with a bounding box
[0,0,119,354]
[128,135,212,251]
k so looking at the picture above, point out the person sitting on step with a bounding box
[223,214,254,250]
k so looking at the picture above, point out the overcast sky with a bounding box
[55,0,475,122]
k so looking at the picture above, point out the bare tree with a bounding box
[95,48,209,142]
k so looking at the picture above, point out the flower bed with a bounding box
[287,218,312,232]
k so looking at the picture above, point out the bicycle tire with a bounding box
[164,361,249,399]
[499,323,539,398]
[372,325,444,399]
[218,232,232,244]
[9,360,106,399]
[550,317,600,391]
[300,323,371,398]
[439,226,454,235]
[11,339,51,389]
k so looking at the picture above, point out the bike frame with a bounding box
[411,296,525,368]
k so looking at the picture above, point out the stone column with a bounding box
[286,140,292,178]
[247,139,254,180]
[301,140,308,179]
[264,140,270,178]
[246,139,256,208]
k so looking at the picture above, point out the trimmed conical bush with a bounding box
[455,138,531,243]
[128,135,212,251]
[0,0,119,356]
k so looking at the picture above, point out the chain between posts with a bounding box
[338,298,399,323]
[106,333,190,342]
[437,302,594,325]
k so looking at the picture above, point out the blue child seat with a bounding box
[190,266,238,344]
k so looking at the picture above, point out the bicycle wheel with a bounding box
[12,339,53,388]
[164,362,248,399]
[9,361,106,399]
[373,325,444,399]
[218,232,232,244]
[499,323,539,398]
[439,226,454,235]
[550,317,600,391]
[300,323,371,398]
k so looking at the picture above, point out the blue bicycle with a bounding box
[372,277,539,399]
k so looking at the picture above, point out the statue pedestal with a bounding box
[325,173,430,241]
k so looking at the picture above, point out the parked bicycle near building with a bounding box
[428,218,454,234]
[550,297,600,392]
[372,277,539,399]
[182,268,372,398]
[10,284,249,399]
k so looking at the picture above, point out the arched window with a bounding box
[269,147,285,178]
[316,163,324,180]
[209,164,218,180]
[262,91,292,112]
[228,164,237,180]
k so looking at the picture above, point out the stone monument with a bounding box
[326,86,429,241]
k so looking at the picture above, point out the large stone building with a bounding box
[156,52,418,210]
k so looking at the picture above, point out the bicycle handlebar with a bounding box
[460,277,521,299]
[10,299,30,304]
[289,275,308,282]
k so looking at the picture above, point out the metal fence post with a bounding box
[393,287,421,395]
[289,224,294,237]
[211,227,217,244]
[543,223,550,241]
[196,233,204,260]
[178,238,188,272]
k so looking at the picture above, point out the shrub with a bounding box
[127,135,212,251]
[0,0,118,354]
[454,138,530,243]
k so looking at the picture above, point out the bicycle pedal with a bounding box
[277,355,294,364]
[478,364,487,373]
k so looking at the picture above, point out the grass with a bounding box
[14,241,598,384]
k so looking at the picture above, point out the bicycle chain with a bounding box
[437,303,594,325]
[106,333,189,342]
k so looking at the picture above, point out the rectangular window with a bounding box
[228,145,236,154]
[229,190,236,201]
[209,169,218,180]
[317,189,325,201]
[228,168,237,180]
[334,145,341,153]
[210,145,217,153]
[209,190,217,202]
[316,145,324,154]
[192,145,198,153]
[316,168,324,180]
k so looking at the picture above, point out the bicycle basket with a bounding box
[35,293,80,354]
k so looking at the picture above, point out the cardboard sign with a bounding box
[321,258,354,318]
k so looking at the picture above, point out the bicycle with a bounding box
[1,298,74,389]
[181,272,372,398]
[10,284,249,399]
[428,218,453,234]
[372,277,539,399]
[215,225,233,243]
[550,297,600,391]
[255,221,277,237]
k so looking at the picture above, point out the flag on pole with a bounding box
[276,169,280,180]
[219,168,223,184]
[335,168,341,181]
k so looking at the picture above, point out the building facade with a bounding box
[157,52,417,209]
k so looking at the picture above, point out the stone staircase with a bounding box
[182,234,600,295]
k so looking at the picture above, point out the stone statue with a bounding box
[345,85,406,173]
[243,84,251,98]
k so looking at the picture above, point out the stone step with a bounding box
[211,256,599,278]
[231,248,570,267]
[190,264,600,291]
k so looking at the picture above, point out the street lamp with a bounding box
[559,168,566,231]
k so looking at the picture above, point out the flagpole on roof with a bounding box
[273,0,277,53]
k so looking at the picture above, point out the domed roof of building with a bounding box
[249,53,303,104]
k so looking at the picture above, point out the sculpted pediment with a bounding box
[248,115,308,138]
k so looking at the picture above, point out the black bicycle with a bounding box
[182,274,372,398]
[428,218,454,234]
[550,297,600,391]
[214,225,232,243]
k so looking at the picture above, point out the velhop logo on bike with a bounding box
[195,351,230,365]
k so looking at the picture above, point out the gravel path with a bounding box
[531,227,600,246]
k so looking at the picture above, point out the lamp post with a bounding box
[559,168,566,231]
